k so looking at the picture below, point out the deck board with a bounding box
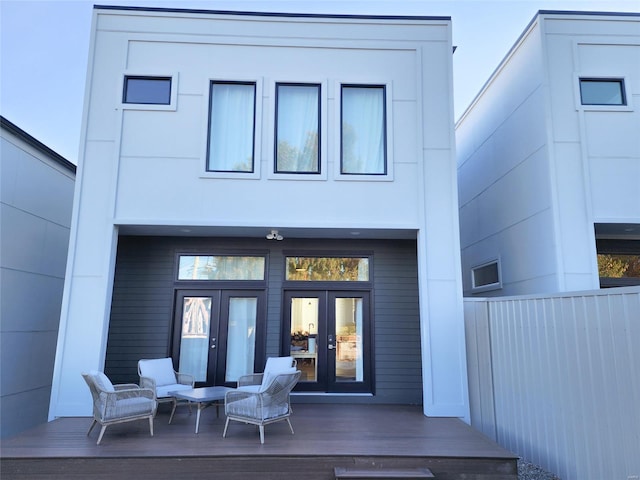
[1,404,518,479]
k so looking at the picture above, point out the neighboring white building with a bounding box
[49,6,469,421]
[456,11,640,297]
[0,116,76,438]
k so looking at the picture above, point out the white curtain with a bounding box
[276,84,319,172]
[341,86,385,174]
[208,83,255,172]
[178,297,212,382]
[225,297,257,382]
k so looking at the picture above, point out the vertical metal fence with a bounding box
[464,287,640,480]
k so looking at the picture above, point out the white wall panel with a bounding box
[465,287,640,480]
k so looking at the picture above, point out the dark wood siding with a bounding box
[106,236,422,404]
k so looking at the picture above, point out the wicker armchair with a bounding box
[138,358,195,423]
[224,370,301,444]
[81,371,157,445]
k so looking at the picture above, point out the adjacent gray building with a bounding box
[1,116,76,438]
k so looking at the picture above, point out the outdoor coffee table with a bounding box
[169,386,233,433]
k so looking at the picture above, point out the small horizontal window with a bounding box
[579,78,626,106]
[178,255,265,281]
[123,76,172,105]
[285,257,370,281]
[472,260,501,291]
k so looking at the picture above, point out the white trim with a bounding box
[574,73,633,112]
[120,71,179,111]
[471,258,502,293]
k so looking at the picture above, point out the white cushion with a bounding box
[260,367,297,392]
[139,358,177,386]
[105,397,155,420]
[227,396,289,420]
[157,383,192,398]
[237,384,262,393]
[264,357,294,374]
[90,370,115,392]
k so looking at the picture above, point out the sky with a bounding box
[1,0,639,165]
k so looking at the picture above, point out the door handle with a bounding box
[211,337,216,349]
[328,344,335,350]
[328,334,335,350]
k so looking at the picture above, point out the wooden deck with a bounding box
[1,404,518,479]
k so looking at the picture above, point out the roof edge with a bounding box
[1,116,76,173]
[537,9,640,18]
[92,4,451,22]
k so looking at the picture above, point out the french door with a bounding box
[283,290,371,393]
[172,289,265,387]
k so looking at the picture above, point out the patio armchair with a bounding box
[138,357,195,423]
[81,371,157,445]
[223,370,301,444]
[237,356,297,392]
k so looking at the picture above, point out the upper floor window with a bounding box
[207,82,256,173]
[341,85,386,175]
[275,83,320,174]
[579,78,626,106]
[123,76,172,105]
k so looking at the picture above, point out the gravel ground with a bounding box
[518,458,562,480]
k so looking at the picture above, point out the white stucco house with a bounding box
[1,116,76,438]
[456,10,640,297]
[49,6,468,421]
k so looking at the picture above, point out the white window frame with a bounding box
[120,72,178,111]
[574,74,633,112]
[267,78,328,181]
[200,77,263,180]
[471,258,502,293]
[335,80,394,182]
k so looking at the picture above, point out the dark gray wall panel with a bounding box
[107,236,422,404]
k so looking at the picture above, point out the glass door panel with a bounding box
[177,295,215,382]
[224,296,258,383]
[284,290,371,393]
[174,289,265,387]
[335,297,364,382]
[289,297,319,383]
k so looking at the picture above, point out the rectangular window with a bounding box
[472,260,501,291]
[207,82,256,172]
[579,78,626,106]
[178,256,265,281]
[341,85,386,175]
[285,257,370,281]
[123,76,172,105]
[275,83,320,174]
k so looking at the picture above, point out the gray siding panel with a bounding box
[107,236,422,404]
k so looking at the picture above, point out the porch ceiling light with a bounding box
[266,229,283,241]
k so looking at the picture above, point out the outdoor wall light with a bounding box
[266,229,283,241]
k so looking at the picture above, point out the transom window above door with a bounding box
[178,255,265,281]
[285,256,370,281]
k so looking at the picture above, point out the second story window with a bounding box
[207,82,256,172]
[123,76,172,105]
[579,78,626,106]
[275,83,320,174]
[341,85,386,175]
